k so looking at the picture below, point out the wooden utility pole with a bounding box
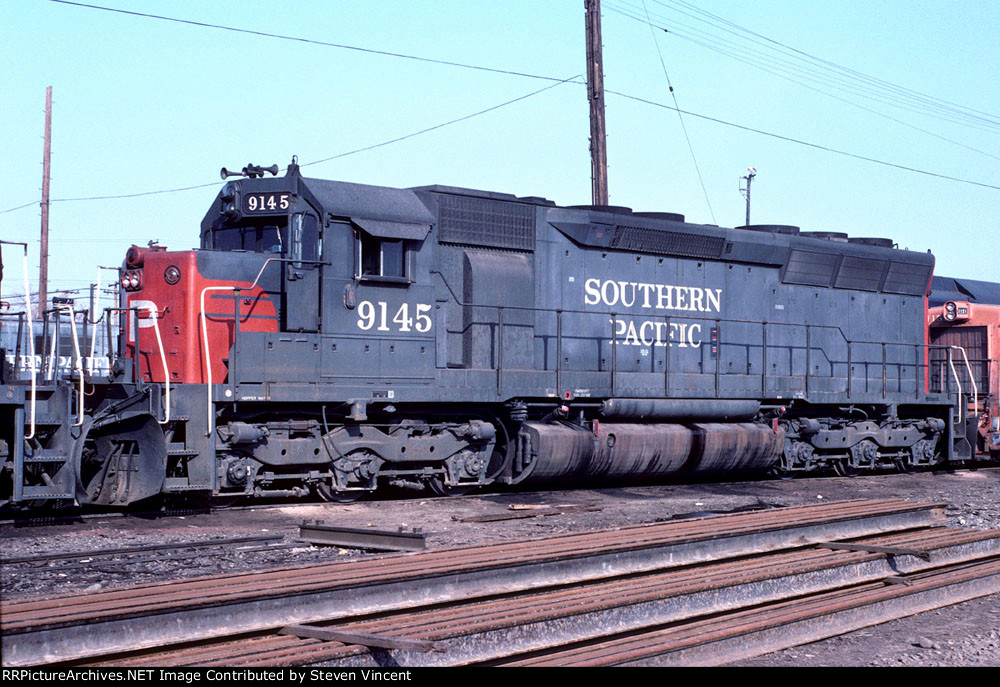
[39,86,52,316]
[585,0,608,206]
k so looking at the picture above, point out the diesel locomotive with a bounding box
[0,161,985,507]
[928,276,1000,461]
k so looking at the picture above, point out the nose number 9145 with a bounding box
[356,300,432,333]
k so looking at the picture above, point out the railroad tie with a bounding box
[278,625,443,653]
[817,541,932,562]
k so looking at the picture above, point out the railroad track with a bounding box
[3,498,999,667]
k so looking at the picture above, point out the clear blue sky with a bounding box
[2,0,998,308]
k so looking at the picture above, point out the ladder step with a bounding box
[21,487,73,499]
[23,449,69,464]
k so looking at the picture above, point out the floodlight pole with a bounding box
[740,167,756,227]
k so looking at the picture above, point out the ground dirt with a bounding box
[2,468,998,667]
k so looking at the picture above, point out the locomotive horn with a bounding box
[219,164,280,179]
[242,163,280,179]
[254,164,280,177]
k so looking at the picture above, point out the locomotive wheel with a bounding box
[893,457,920,474]
[427,477,475,497]
[833,459,861,478]
[315,480,364,503]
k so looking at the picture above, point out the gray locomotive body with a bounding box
[0,165,973,507]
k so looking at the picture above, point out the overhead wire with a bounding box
[299,75,581,169]
[664,0,1000,126]
[49,0,566,84]
[638,0,716,223]
[645,0,1000,130]
[0,76,581,214]
[1,0,991,219]
[605,1,1000,160]
[608,0,1000,134]
[605,88,1000,191]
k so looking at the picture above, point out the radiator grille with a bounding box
[437,194,535,251]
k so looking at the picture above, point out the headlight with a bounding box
[944,301,957,321]
[164,265,181,285]
[128,271,141,289]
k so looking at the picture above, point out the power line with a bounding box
[650,0,1000,129]
[639,0,716,223]
[606,88,1000,191]
[0,76,579,213]
[300,76,580,169]
[50,0,566,84]
[606,1,1000,161]
[0,202,38,215]
[607,0,1000,144]
[2,73,996,219]
[1,1,993,217]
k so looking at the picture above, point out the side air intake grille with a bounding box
[437,194,535,251]
[883,261,932,296]
[834,256,886,291]
[610,226,725,258]
[783,249,839,287]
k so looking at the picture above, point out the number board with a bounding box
[243,192,291,214]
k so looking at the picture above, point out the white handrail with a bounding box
[137,302,171,425]
[45,316,58,381]
[200,258,281,436]
[950,345,979,410]
[22,249,36,440]
[56,304,85,427]
[88,266,117,373]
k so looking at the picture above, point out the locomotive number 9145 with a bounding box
[356,300,433,333]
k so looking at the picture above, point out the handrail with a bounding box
[18,244,36,439]
[432,268,935,400]
[951,345,979,410]
[136,302,171,425]
[44,310,59,382]
[200,256,295,436]
[429,269,922,351]
[54,303,85,427]
[88,266,118,371]
[434,264,961,402]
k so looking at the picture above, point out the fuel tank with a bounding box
[514,422,784,484]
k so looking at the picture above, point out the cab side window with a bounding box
[358,231,409,281]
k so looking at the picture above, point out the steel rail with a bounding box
[0,499,947,666]
[3,498,941,621]
[70,528,1000,668]
[498,557,1000,667]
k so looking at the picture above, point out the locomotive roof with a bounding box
[930,276,1000,306]
[202,173,935,297]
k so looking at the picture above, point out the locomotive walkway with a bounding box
[3,498,999,667]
